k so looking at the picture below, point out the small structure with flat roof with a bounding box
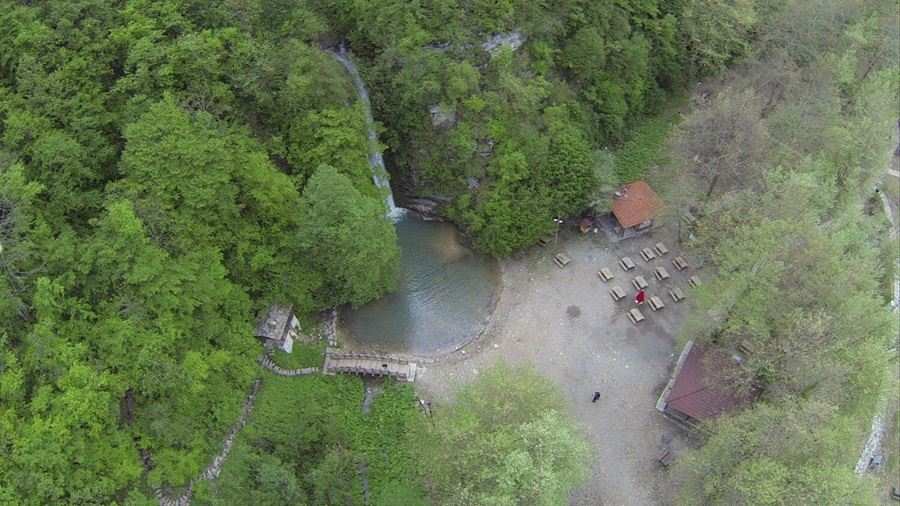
[255,304,301,354]
[611,181,663,236]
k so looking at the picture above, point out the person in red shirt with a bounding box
[634,289,646,305]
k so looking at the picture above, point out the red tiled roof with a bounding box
[666,345,751,421]
[611,181,662,228]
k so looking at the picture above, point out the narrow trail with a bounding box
[156,379,262,506]
[357,380,383,505]
[258,353,320,376]
[854,127,899,476]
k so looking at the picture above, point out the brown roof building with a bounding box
[657,341,755,426]
[611,181,663,229]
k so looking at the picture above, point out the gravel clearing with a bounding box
[415,229,696,506]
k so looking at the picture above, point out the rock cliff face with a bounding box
[404,196,448,220]
[482,31,525,56]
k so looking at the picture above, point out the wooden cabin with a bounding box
[611,181,663,237]
[255,304,301,354]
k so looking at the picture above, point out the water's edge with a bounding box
[330,46,499,356]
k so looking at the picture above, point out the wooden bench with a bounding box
[737,340,755,356]
[553,252,572,268]
[688,275,701,288]
[669,286,685,302]
[672,256,689,271]
[597,267,615,282]
[654,266,670,281]
[628,308,645,324]
[537,235,552,247]
[631,275,649,290]
[640,247,657,262]
[608,285,626,301]
[649,296,665,311]
[618,256,636,271]
[657,449,674,467]
[654,242,669,256]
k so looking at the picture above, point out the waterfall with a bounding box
[330,46,405,220]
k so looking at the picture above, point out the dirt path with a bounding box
[856,127,900,481]
[416,230,694,506]
[156,379,262,506]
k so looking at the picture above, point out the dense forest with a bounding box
[0,0,897,504]
[667,1,899,503]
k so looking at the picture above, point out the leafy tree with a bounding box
[298,165,399,308]
[674,400,878,505]
[679,0,758,75]
[116,96,314,306]
[419,364,589,505]
[684,171,894,402]
[542,112,597,217]
[668,4,899,503]
[288,106,373,192]
[673,86,770,199]
[308,446,364,506]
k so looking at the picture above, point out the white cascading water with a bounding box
[330,46,405,221]
[331,45,499,356]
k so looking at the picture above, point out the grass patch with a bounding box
[613,96,686,183]
[194,374,425,505]
[270,340,325,369]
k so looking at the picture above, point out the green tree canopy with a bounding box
[298,164,400,307]
[419,364,590,505]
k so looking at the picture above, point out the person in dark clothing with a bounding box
[592,391,601,403]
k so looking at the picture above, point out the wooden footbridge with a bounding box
[324,350,418,382]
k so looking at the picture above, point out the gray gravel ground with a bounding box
[415,229,697,506]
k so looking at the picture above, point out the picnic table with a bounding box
[628,308,645,324]
[654,266,670,281]
[609,285,626,301]
[619,256,636,271]
[657,448,674,467]
[554,252,572,268]
[632,275,649,290]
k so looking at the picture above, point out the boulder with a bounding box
[482,31,525,57]
[429,104,457,129]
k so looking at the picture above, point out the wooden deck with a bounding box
[324,350,418,382]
